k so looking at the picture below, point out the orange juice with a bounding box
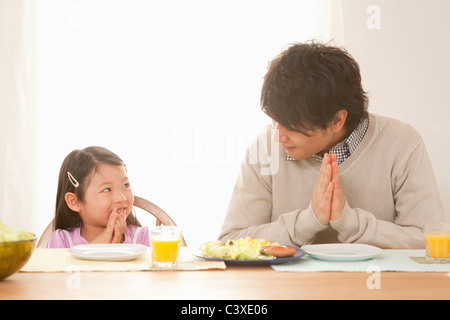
[151,239,180,262]
[149,226,182,267]
[424,232,450,259]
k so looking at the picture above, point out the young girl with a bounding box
[48,146,149,248]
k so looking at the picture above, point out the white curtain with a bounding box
[2,0,331,245]
[0,0,37,231]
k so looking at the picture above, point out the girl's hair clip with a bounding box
[67,172,80,188]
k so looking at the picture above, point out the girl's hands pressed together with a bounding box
[111,207,127,243]
[91,208,127,244]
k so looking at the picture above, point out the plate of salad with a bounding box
[192,238,306,265]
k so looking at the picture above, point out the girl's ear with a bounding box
[65,192,81,213]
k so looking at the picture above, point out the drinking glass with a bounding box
[424,224,450,263]
[149,226,182,268]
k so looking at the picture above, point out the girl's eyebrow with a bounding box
[97,177,129,188]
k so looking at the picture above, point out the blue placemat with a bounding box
[271,250,450,272]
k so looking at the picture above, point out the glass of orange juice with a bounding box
[424,224,450,262]
[149,226,182,268]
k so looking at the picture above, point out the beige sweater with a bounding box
[219,113,445,249]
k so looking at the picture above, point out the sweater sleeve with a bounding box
[218,145,327,247]
[330,139,445,249]
[48,229,72,248]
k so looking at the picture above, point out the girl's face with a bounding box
[77,163,133,229]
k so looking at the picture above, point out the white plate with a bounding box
[69,244,147,261]
[301,243,382,261]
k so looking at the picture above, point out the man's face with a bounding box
[272,120,337,160]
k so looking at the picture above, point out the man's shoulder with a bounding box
[372,113,422,143]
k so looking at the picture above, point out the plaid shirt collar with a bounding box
[286,117,369,165]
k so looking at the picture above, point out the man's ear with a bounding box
[65,192,81,213]
[330,110,348,133]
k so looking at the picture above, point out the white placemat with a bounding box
[21,247,226,272]
[272,250,450,272]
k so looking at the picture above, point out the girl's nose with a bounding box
[114,190,127,203]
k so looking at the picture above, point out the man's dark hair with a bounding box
[261,41,369,136]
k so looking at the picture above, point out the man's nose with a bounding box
[272,121,288,143]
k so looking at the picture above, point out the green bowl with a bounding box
[0,233,37,280]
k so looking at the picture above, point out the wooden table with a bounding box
[1,266,449,300]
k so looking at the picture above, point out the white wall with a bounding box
[334,0,450,221]
[34,1,323,246]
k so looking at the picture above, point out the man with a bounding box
[219,41,445,248]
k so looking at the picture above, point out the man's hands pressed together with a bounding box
[312,153,346,226]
